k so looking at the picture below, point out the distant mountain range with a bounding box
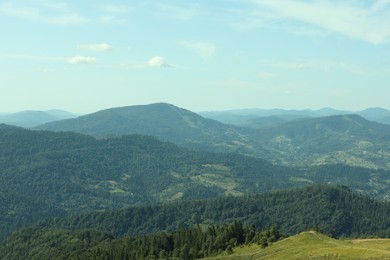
[36,103,390,170]
[0,109,77,127]
[200,107,390,127]
[3,106,389,129]
[36,103,245,152]
[2,106,390,254]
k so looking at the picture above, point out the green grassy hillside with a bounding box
[207,231,390,259]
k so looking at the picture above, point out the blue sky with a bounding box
[1,0,390,113]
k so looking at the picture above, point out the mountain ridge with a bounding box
[200,107,390,126]
[0,109,77,128]
[36,103,390,170]
[2,125,390,241]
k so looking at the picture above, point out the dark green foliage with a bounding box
[36,103,244,150]
[0,125,294,240]
[2,185,390,259]
[38,185,390,239]
[2,125,390,242]
[0,222,281,260]
[0,191,67,240]
[0,227,113,260]
[36,103,390,170]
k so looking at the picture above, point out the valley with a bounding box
[1,103,390,259]
[3,1,389,258]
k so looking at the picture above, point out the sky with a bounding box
[1,0,390,114]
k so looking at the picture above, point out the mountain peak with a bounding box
[36,103,234,146]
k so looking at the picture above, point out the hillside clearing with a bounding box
[206,231,390,259]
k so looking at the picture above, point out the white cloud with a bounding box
[245,0,390,44]
[147,56,172,68]
[67,56,97,65]
[136,56,173,68]
[77,43,113,52]
[180,41,216,59]
[0,2,88,25]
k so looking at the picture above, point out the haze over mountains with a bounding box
[2,103,390,258]
[200,107,390,127]
[35,103,390,170]
[2,105,390,129]
[4,123,390,241]
[0,110,77,128]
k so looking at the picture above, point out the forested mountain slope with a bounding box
[37,103,390,170]
[0,221,280,260]
[36,103,247,153]
[2,124,390,241]
[2,185,390,259]
[38,185,390,239]
[253,114,390,168]
[200,107,390,125]
[0,125,306,240]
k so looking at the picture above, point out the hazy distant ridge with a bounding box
[36,103,390,170]
[200,107,390,126]
[0,110,77,128]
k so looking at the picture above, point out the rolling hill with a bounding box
[2,125,390,241]
[0,125,315,240]
[3,185,390,259]
[378,116,390,125]
[0,109,77,128]
[238,116,286,129]
[207,231,390,260]
[200,107,390,125]
[357,107,390,122]
[36,185,390,239]
[36,103,390,170]
[254,114,390,169]
[36,103,249,153]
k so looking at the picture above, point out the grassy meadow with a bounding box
[206,231,390,260]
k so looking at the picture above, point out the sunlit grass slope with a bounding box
[207,231,390,259]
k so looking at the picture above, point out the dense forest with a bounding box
[38,185,390,239]
[1,125,390,242]
[2,185,390,259]
[36,103,390,170]
[0,222,282,259]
